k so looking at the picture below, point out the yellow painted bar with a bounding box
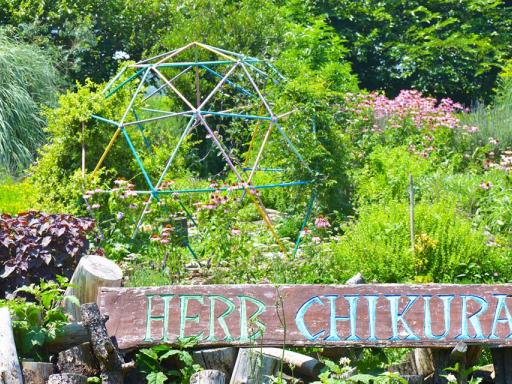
[195,42,237,62]
[93,127,122,175]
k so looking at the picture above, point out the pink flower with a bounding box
[231,228,241,236]
[116,212,124,220]
[312,236,321,244]
[160,238,170,244]
[302,226,311,236]
[480,181,493,190]
[314,216,331,229]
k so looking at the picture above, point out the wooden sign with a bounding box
[98,284,512,350]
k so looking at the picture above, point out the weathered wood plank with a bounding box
[97,284,512,350]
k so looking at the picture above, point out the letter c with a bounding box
[295,296,325,341]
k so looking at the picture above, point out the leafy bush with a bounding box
[0,174,36,214]
[135,338,200,383]
[0,32,59,175]
[0,277,76,360]
[329,200,508,283]
[0,211,96,297]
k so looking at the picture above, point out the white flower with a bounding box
[446,374,457,383]
[339,357,351,366]
[113,50,130,60]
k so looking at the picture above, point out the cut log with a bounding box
[46,322,89,353]
[80,303,124,384]
[21,361,54,384]
[57,342,100,376]
[0,307,24,384]
[260,348,322,379]
[491,348,512,384]
[65,255,123,322]
[47,373,88,384]
[192,348,237,382]
[190,369,226,384]
[412,348,435,377]
[230,348,280,384]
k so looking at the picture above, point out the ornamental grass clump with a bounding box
[0,33,59,175]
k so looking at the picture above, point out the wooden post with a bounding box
[48,373,88,384]
[409,174,415,256]
[57,342,100,376]
[80,303,124,384]
[65,255,123,322]
[0,307,24,384]
[230,348,280,384]
[21,361,54,384]
[491,348,512,384]
[192,348,237,382]
[190,370,226,384]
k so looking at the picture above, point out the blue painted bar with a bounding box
[121,128,156,192]
[106,68,146,98]
[91,115,120,127]
[201,65,254,97]
[199,110,272,121]
[125,180,311,195]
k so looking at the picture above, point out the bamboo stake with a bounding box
[81,122,85,179]
[409,174,415,257]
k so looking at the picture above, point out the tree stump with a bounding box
[21,361,54,384]
[230,348,280,384]
[57,342,100,376]
[65,255,123,322]
[0,307,24,384]
[47,373,88,384]
[190,369,226,384]
[80,303,124,384]
[193,348,238,382]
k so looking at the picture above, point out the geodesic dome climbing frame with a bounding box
[90,42,317,258]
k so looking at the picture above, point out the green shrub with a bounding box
[328,200,508,283]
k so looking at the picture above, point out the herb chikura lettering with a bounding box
[97,285,512,350]
[143,292,512,343]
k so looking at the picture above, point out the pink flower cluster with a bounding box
[344,90,477,133]
[150,224,174,245]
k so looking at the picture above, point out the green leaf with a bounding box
[146,371,168,384]
[159,349,180,362]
